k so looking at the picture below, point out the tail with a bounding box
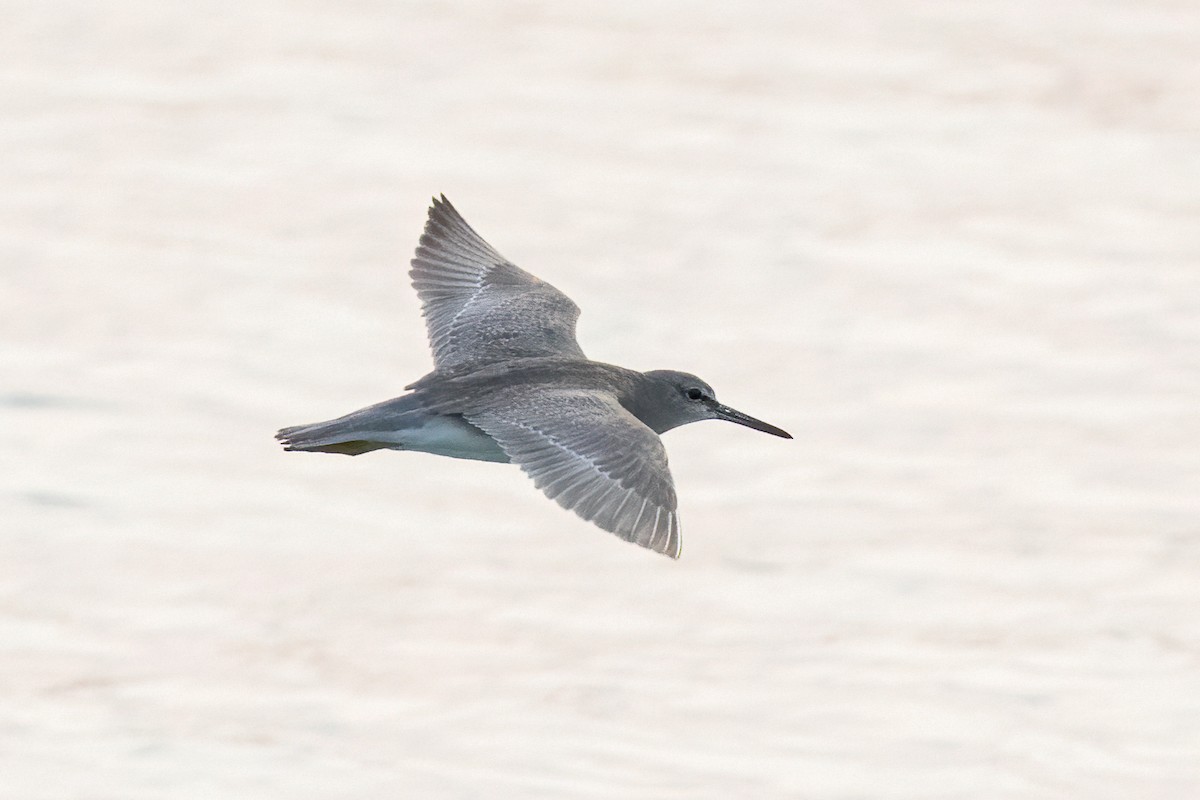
[275,394,422,456]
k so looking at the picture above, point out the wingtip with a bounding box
[660,517,683,559]
[426,193,468,230]
[666,532,682,560]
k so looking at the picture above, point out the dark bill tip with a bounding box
[714,404,792,439]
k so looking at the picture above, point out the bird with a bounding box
[276,195,791,558]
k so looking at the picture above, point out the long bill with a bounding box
[714,403,792,439]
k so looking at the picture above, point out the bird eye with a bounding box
[686,388,705,401]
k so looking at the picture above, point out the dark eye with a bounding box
[686,388,705,401]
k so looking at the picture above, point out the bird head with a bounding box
[637,370,792,439]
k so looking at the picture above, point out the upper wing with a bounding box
[465,389,682,558]
[409,195,586,372]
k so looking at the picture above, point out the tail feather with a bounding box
[275,427,389,456]
[275,394,421,456]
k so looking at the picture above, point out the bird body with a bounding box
[278,196,790,558]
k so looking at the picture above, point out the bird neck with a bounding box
[621,374,681,434]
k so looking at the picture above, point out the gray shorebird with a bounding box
[277,196,791,558]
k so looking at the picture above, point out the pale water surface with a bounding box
[3,2,1199,798]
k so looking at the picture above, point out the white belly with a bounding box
[392,415,510,463]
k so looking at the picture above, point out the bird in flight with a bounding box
[277,196,791,558]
